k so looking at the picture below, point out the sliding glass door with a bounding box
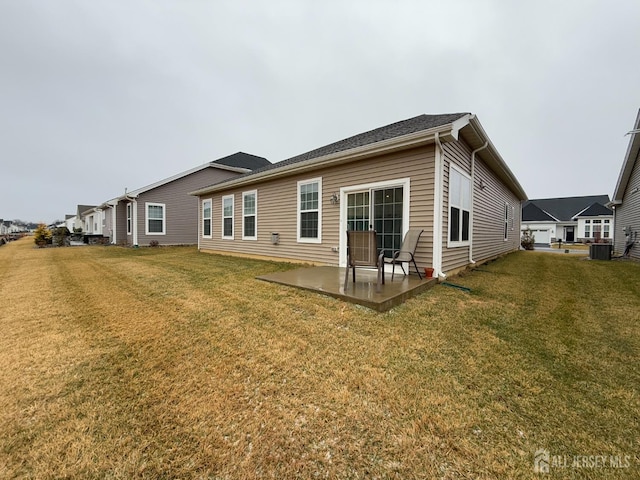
[346,186,404,254]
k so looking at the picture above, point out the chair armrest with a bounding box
[381,248,400,259]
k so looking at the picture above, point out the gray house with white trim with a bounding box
[611,109,640,259]
[102,152,270,246]
[191,113,527,277]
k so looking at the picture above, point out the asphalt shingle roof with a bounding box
[523,195,611,222]
[77,205,96,216]
[266,113,469,171]
[575,202,613,217]
[200,113,469,190]
[522,202,557,222]
[213,152,270,170]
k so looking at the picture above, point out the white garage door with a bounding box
[531,229,550,244]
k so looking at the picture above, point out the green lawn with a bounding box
[0,238,638,478]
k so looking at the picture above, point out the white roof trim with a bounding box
[466,115,528,201]
[105,162,250,204]
[541,209,561,222]
[190,122,463,196]
[612,108,640,203]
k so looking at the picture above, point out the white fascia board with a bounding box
[127,163,250,198]
[98,199,120,209]
[613,109,640,202]
[571,205,591,220]
[78,206,98,217]
[467,115,528,201]
[190,124,456,196]
[450,113,473,141]
[540,209,560,222]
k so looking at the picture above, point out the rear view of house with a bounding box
[191,113,527,277]
[611,108,640,259]
[102,152,270,246]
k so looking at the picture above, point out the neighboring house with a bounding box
[75,205,97,233]
[521,195,613,245]
[101,152,270,246]
[78,205,104,235]
[64,214,77,232]
[0,220,7,235]
[191,113,527,277]
[610,108,640,259]
[0,220,26,235]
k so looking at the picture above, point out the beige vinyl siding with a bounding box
[441,140,521,273]
[441,141,472,272]
[133,168,240,246]
[613,152,640,260]
[199,145,436,268]
[472,156,522,260]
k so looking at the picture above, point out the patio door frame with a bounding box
[339,177,411,267]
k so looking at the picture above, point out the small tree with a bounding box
[521,228,535,250]
[34,223,52,247]
[53,226,70,247]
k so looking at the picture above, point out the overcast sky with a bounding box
[2,0,639,223]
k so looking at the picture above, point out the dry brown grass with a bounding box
[0,238,638,478]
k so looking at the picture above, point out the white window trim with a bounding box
[504,202,509,241]
[242,190,258,241]
[511,205,515,231]
[145,202,166,235]
[202,198,212,239]
[126,203,132,235]
[338,177,411,267]
[447,165,472,248]
[297,177,322,244]
[222,194,234,240]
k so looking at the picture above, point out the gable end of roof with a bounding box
[612,108,640,203]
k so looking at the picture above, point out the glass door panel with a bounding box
[373,187,403,253]
[347,191,370,231]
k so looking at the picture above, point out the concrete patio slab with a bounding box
[257,266,437,312]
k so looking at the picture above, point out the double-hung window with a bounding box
[202,199,212,238]
[593,219,602,240]
[242,191,257,240]
[146,203,165,235]
[222,195,234,239]
[448,166,471,246]
[603,219,610,238]
[584,220,591,238]
[297,178,322,243]
[126,203,132,235]
[504,203,509,240]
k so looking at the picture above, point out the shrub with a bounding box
[53,227,70,247]
[521,229,535,250]
[33,224,52,247]
[149,240,160,247]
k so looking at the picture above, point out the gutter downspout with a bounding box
[469,141,489,264]
[433,132,445,279]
